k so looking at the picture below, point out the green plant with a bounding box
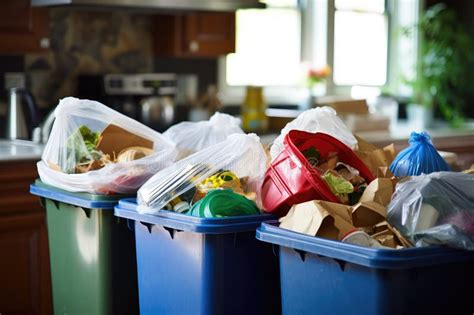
[405,3,474,126]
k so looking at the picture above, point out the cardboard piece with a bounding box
[352,201,386,227]
[279,200,355,240]
[279,173,410,248]
[315,97,369,115]
[372,230,397,248]
[386,224,413,248]
[355,135,395,177]
[359,178,394,207]
[96,124,153,157]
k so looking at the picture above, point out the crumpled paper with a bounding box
[354,135,395,178]
[279,176,412,248]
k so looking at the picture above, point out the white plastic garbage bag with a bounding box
[270,106,357,161]
[137,133,268,214]
[163,112,244,159]
[37,97,178,194]
[387,172,474,250]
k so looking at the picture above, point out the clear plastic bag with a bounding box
[137,133,268,214]
[387,172,474,250]
[390,131,450,176]
[37,97,178,194]
[270,106,357,161]
[163,112,243,159]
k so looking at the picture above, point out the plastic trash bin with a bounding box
[114,198,281,315]
[256,221,474,315]
[30,180,139,315]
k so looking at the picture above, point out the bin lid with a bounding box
[30,180,128,209]
[256,222,474,269]
[115,198,275,234]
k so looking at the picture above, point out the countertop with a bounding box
[0,139,44,162]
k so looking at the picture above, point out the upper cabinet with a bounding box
[154,11,236,58]
[0,0,49,54]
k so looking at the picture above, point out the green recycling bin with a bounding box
[30,180,139,315]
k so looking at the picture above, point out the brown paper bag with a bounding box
[97,124,153,157]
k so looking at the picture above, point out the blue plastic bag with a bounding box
[390,131,450,176]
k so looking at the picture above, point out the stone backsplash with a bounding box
[26,8,154,108]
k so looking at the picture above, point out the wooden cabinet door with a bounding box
[0,212,52,315]
[184,12,236,57]
[0,0,49,53]
[154,11,235,57]
[0,161,52,315]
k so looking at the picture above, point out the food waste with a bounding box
[56,124,154,174]
[302,147,367,205]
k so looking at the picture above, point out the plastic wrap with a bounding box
[270,106,357,161]
[37,97,178,194]
[390,131,450,176]
[163,112,244,159]
[387,172,474,250]
[137,133,268,214]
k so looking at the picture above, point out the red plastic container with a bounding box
[261,130,375,216]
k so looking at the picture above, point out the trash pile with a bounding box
[260,111,473,250]
[38,97,474,249]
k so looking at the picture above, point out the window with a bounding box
[219,0,304,103]
[332,0,388,86]
[219,0,420,104]
[226,3,301,86]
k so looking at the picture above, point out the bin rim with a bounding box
[256,221,474,269]
[30,180,127,209]
[115,198,275,234]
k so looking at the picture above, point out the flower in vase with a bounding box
[307,65,331,88]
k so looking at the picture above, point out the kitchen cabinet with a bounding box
[154,11,236,57]
[0,160,52,315]
[0,0,49,53]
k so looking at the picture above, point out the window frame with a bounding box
[218,0,419,105]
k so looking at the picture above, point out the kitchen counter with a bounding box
[260,120,474,170]
[357,121,474,144]
[0,139,44,162]
[261,120,474,145]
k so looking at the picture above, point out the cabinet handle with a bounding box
[189,40,199,52]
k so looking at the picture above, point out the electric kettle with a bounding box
[6,87,40,140]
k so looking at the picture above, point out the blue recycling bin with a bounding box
[256,221,474,315]
[114,199,281,315]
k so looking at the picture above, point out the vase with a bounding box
[407,104,434,130]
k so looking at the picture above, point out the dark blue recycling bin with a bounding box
[114,199,281,315]
[256,221,474,315]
